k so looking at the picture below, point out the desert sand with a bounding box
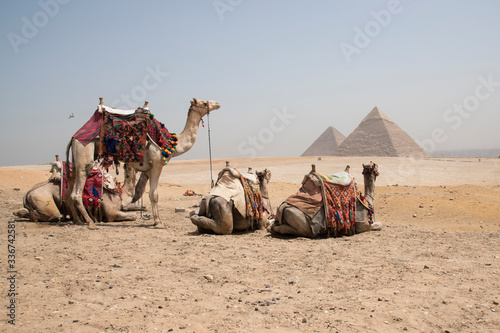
[0,156,499,332]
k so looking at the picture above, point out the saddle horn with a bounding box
[99,97,103,105]
[311,164,316,173]
[143,101,149,108]
[226,161,230,167]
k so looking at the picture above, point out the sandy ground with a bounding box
[0,156,499,332]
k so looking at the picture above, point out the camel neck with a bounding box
[121,168,136,201]
[364,174,375,206]
[259,179,272,212]
[173,108,203,156]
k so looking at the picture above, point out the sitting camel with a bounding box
[190,162,272,235]
[65,97,220,229]
[14,160,143,223]
[268,162,382,238]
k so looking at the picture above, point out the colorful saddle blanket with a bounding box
[72,105,178,169]
[284,171,357,237]
[320,173,356,237]
[61,162,121,209]
[209,168,264,226]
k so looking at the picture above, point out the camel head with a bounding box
[256,169,272,184]
[48,160,63,182]
[190,98,221,117]
[362,161,379,181]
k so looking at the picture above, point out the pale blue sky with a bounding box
[1,0,499,166]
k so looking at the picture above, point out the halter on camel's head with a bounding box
[256,169,272,183]
[362,161,379,180]
[190,98,221,117]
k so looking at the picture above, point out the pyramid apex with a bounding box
[361,106,393,124]
[334,106,429,157]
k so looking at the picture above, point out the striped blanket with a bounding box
[72,110,102,146]
[318,173,356,237]
[240,175,264,225]
[283,171,356,237]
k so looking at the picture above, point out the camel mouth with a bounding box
[209,101,221,110]
[190,98,221,111]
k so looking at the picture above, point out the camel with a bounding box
[14,161,142,222]
[268,162,382,238]
[190,163,272,235]
[65,98,220,229]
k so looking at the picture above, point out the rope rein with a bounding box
[207,110,214,188]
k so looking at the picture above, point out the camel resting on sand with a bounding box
[14,160,144,223]
[268,162,382,238]
[190,163,272,235]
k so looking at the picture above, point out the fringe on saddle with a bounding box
[72,107,178,170]
[205,168,266,230]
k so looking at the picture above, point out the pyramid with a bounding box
[334,107,429,157]
[301,126,346,156]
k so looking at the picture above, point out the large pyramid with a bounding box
[301,126,346,156]
[334,107,429,157]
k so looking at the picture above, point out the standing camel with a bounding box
[65,98,220,229]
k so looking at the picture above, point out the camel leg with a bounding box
[355,221,382,233]
[106,211,137,222]
[190,197,233,235]
[270,208,316,238]
[121,203,146,211]
[148,164,165,228]
[69,171,97,229]
[64,179,81,223]
[116,212,137,221]
[67,139,98,229]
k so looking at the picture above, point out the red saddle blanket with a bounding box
[72,107,178,169]
[284,172,356,237]
[61,162,103,209]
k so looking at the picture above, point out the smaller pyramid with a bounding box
[334,107,429,157]
[301,126,346,156]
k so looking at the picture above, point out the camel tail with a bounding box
[131,172,149,203]
[65,138,73,179]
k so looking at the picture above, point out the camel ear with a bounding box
[191,98,198,105]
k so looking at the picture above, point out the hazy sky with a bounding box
[1,0,499,166]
